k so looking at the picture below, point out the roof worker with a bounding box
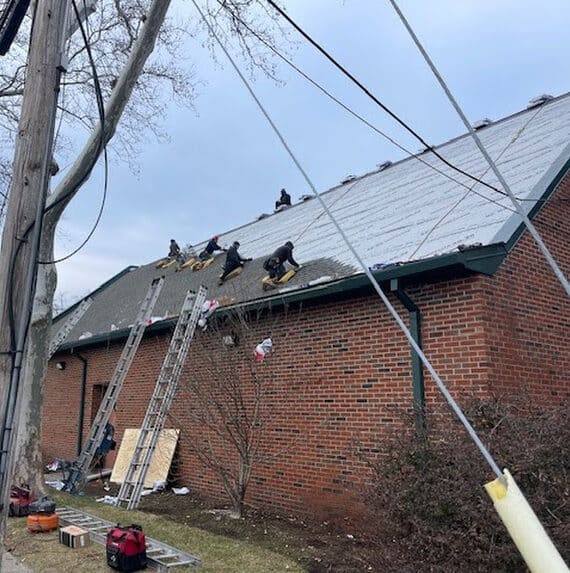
[218,241,251,286]
[169,239,181,258]
[265,241,299,281]
[275,188,291,210]
[168,239,185,264]
[199,235,225,261]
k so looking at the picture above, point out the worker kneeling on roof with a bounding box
[264,241,299,281]
[275,188,291,210]
[168,239,184,263]
[219,241,251,286]
[199,235,225,261]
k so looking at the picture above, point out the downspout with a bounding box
[72,352,88,457]
[390,279,426,440]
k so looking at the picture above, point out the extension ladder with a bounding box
[64,277,165,493]
[57,506,201,570]
[48,297,93,357]
[116,286,207,510]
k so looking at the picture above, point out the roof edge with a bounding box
[53,265,139,325]
[54,244,507,354]
[502,142,570,252]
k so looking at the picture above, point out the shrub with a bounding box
[364,397,569,572]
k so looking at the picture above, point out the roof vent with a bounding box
[300,194,314,201]
[527,94,554,109]
[472,118,492,130]
[377,160,392,171]
[256,213,270,220]
[340,174,356,184]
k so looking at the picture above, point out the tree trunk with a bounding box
[11,225,57,494]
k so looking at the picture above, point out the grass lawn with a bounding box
[5,491,304,573]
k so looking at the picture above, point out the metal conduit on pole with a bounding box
[388,0,570,298]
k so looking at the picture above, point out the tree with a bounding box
[173,303,316,518]
[0,0,286,498]
[177,321,271,518]
[0,0,285,206]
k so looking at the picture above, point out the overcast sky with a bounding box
[52,0,570,306]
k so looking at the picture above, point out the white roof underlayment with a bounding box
[194,93,570,271]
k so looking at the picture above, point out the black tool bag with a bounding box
[28,495,56,515]
[106,524,147,572]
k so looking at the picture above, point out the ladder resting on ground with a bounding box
[57,506,201,570]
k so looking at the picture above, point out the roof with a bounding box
[54,93,570,350]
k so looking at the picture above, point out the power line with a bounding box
[39,0,108,265]
[388,0,570,296]
[263,0,570,208]
[407,105,546,260]
[217,0,512,209]
[263,0,508,198]
[217,0,570,252]
[221,1,568,209]
[191,0,503,479]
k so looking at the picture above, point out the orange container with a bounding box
[26,512,59,533]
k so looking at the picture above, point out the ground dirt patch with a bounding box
[135,488,377,572]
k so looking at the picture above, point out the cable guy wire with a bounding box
[388,0,570,297]
[190,0,503,480]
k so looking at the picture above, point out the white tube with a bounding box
[485,469,568,572]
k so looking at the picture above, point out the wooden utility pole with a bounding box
[0,0,69,549]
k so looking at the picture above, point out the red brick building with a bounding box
[45,94,570,517]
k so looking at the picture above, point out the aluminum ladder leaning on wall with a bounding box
[48,297,93,358]
[116,286,207,510]
[63,276,165,493]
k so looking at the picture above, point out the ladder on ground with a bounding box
[116,286,207,510]
[64,277,165,493]
[48,297,93,358]
[57,506,201,571]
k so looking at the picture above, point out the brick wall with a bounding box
[44,176,570,518]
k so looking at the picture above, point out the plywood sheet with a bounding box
[110,428,179,488]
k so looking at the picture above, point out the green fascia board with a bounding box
[56,244,507,354]
[505,147,570,252]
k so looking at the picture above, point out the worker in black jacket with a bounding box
[168,239,185,264]
[275,188,291,210]
[168,239,181,258]
[199,235,224,261]
[219,241,251,285]
[265,241,299,280]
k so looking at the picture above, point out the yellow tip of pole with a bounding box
[484,468,568,573]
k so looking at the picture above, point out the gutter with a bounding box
[56,243,508,353]
[390,278,426,440]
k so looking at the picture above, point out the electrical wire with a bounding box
[218,0,569,248]
[263,0,570,206]
[38,0,108,265]
[217,1,570,250]
[387,0,570,297]
[407,105,546,260]
[190,0,504,480]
